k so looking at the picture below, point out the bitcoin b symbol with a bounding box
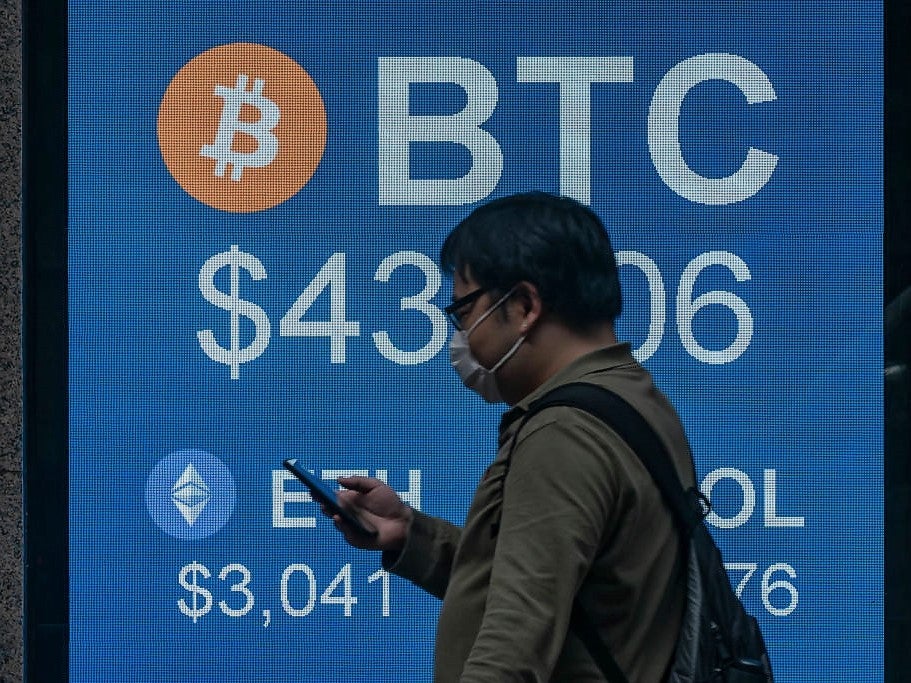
[200,74,280,181]
[158,43,327,212]
[198,245,272,379]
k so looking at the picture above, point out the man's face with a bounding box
[451,269,520,374]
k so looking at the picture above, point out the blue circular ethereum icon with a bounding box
[145,449,236,540]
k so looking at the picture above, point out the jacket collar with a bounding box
[497,342,636,443]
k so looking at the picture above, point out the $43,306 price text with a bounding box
[197,247,755,378]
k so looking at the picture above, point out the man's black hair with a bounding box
[439,192,623,328]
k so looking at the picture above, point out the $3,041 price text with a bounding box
[178,561,392,626]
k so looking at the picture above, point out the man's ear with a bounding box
[511,281,543,330]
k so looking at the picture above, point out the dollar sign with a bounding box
[199,74,280,181]
[178,561,214,623]
[198,245,271,379]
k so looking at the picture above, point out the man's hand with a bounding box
[326,476,413,552]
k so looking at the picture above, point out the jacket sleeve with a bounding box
[458,414,619,682]
[382,509,462,600]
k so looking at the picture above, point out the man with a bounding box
[331,192,696,682]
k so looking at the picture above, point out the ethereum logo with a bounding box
[146,450,236,540]
[170,463,211,526]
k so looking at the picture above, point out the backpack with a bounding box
[507,382,774,683]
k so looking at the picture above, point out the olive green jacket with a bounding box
[385,344,697,682]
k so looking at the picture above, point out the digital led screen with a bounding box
[68,2,882,680]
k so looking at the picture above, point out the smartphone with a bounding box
[282,459,377,537]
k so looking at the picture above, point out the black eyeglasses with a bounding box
[444,287,487,331]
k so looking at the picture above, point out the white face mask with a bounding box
[449,287,526,404]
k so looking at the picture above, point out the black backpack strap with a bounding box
[520,382,705,683]
[569,598,629,683]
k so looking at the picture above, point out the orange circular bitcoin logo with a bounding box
[158,43,327,213]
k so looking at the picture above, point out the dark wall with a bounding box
[1,0,22,680]
[885,2,911,678]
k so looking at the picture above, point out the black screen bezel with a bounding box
[20,2,907,681]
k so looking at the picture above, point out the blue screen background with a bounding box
[69,2,882,681]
